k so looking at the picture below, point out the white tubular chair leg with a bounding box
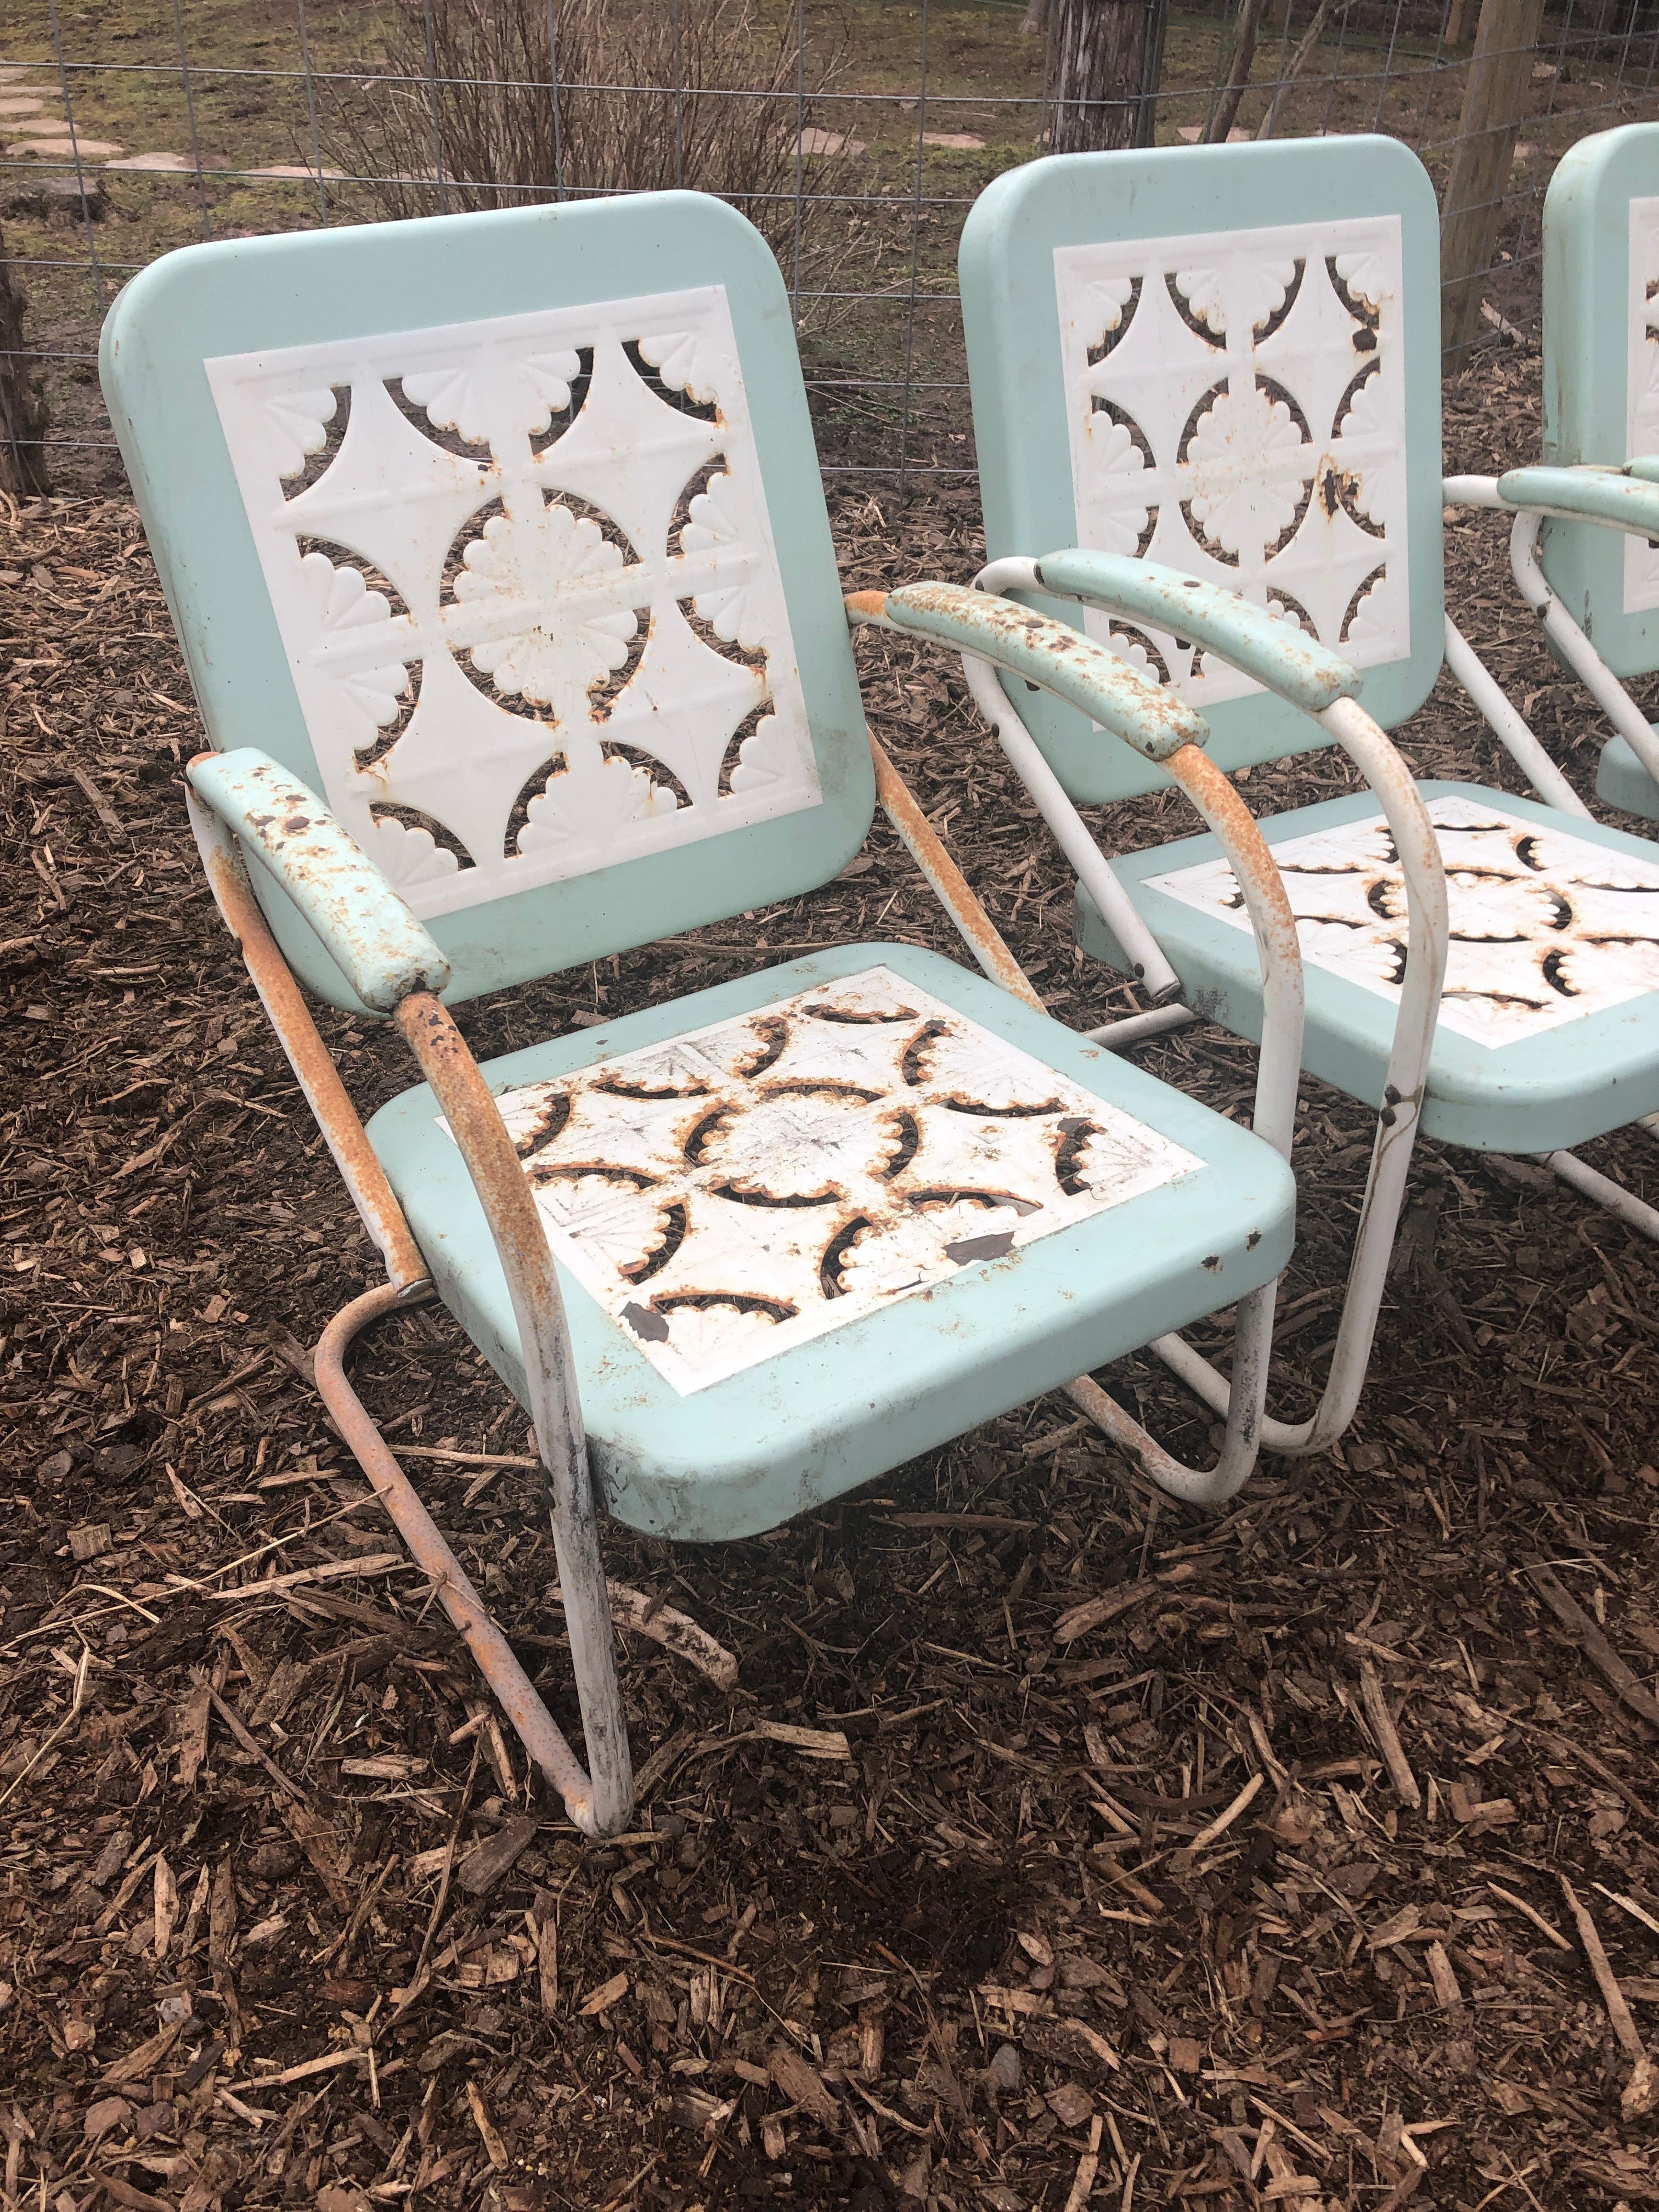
[1442,613,1594,819]
[1541,1148,1659,1241]
[1063,744,1304,1504]
[1509,511,1659,790]
[970,559,1449,1461]
[1148,696,1449,1455]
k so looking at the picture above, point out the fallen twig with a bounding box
[1183,1773,1263,1855]
[1487,1883,1572,1953]
[548,1579,738,1691]
[1527,1563,1659,1734]
[0,1642,91,1810]
[1358,1658,1421,1810]
[1560,1876,1658,2119]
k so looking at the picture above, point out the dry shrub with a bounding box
[321,0,847,297]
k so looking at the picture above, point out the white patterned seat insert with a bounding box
[477,966,1201,1393]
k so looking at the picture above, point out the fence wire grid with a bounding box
[1,0,1657,495]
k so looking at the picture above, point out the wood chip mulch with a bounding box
[2,345,1659,2211]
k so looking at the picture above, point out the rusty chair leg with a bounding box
[314,1281,619,1836]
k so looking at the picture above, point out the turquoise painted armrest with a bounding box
[1628,456,1659,487]
[1497,465,1659,540]
[187,748,453,1013]
[1030,549,1360,716]
[851,581,1204,761]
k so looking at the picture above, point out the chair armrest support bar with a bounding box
[1497,464,1659,540]
[1024,549,1361,715]
[1442,614,1592,817]
[1442,474,1507,510]
[865,730,1046,1008]
[1507,512,1659,789]
[848,583,1304,1506]
[187,748,452,1014]
[955,652,1184,1003]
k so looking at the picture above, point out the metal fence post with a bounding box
[1438,0,1547,375]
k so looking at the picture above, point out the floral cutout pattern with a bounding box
[1053,216,1410,709]
[1148,795,1659,1048]
[1624,196,1659,616]
[206,288,820,921]
[475,966,1202,1393]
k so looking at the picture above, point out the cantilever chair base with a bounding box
[366,942,1295,1542]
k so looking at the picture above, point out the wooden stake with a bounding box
[1439,0,1546,374]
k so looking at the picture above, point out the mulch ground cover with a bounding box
[3,340,1659,2212]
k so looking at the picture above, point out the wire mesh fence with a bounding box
[1,0,1655,498]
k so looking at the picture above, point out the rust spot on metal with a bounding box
[654,1289,797,1323]
[681,1104,733,1165]
[876,1108,921,1181]
[513,1092,572,1158]
[819,1216,874,1297]
[938,1092,1067,1119]
[901,1018,950,1087]
[735,1015,789,1079]
[619,1199,689,1284]
[1054,1118,1098,1197]
[763,1076,884,1104]
[712,1180,842,1209]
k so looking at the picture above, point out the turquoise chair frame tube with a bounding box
[969,557,1450,1458]
[849,583,1307,1505]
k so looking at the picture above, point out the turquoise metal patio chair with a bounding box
[1470,121,1659,827]
[957,134,1659,1462]
[101,191,1302,1838]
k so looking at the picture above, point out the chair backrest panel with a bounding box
[101,194,872,1011]
[1541,122,1659,680]
[960,138,1446,803]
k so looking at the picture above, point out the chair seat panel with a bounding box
[1076,781,1659,1152]
[367,944,1294,1540]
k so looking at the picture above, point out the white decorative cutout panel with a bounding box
[1624,195,1659,615]
[474,966,1201,1395]
[1053,217,1409,708]
[1149,795,1659,1048]
[206,287,821,921]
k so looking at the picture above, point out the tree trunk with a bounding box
[1203,0,1272,141]
[0,236,49,499]
[1438,0,1546,373]
[1048,0,1169,153]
